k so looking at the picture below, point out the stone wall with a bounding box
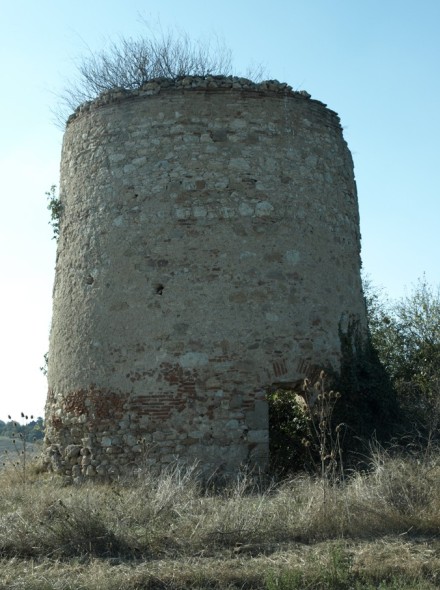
[44,76,366,480]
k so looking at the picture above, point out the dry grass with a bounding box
[0,447,439,589]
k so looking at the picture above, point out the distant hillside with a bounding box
[0,436,18,453]
[0,436,41,467]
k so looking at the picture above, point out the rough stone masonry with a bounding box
[44,76,367,480]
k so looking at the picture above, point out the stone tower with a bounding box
[44,77,366,479]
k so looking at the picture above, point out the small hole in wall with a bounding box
[155,284,164,295]
[85,275,94,285]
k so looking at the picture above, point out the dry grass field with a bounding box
[0,443,439,589]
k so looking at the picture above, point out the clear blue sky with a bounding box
[0,0,439,421]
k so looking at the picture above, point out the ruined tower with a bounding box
[45,77,366,478]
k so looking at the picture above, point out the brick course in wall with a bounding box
[44,76,367,480]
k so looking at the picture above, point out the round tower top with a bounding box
[66,75,339,127]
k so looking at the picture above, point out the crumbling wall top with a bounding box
[66,75,336,126]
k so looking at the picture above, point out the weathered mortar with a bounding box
[44,76,367,479]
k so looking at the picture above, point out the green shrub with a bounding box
[268,386,309,474]
[365,277,440,436]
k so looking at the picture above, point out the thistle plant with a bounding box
[268,370,345,484]
[302,372,344,484]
